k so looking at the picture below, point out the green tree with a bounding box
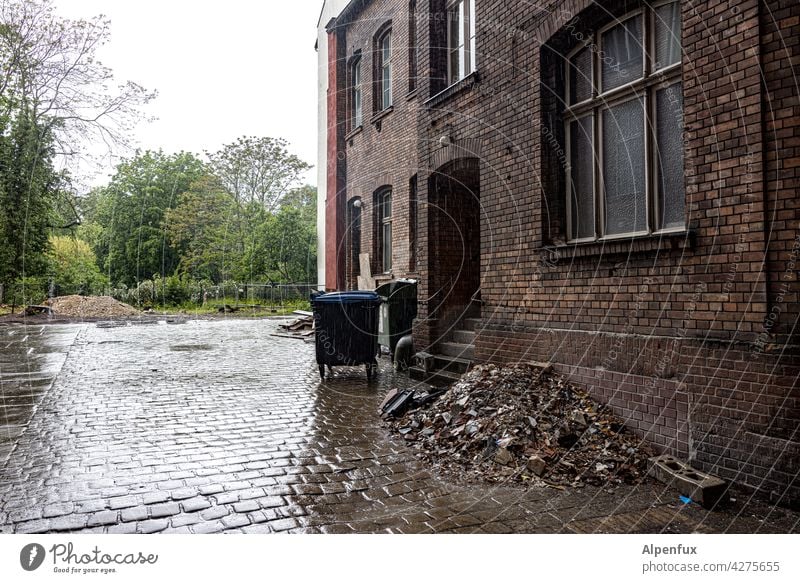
[257,185,317,283]
[164,175,238,283]
[81,151,206,286]
[0,0,153,297]
[206,136,310,212]
[0,108,61,284]
[46,235,107,294]
[206,137,311,282]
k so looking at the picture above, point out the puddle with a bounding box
[169,344,214,352]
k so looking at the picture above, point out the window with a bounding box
[447,0,476,85]
[409,1,418,92]
[347,198,362,288]
[564,1,684,241]
[378,189,393,272]
[350,57,363,129]
[377,29,393,110]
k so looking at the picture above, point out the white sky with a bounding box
[53,0,323,189]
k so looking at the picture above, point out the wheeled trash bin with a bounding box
[311,291,381,380]
[376,279,417,357]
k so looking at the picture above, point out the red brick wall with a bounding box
[325,28,347,291]
[330,0,800,505]
[331,0,421,288]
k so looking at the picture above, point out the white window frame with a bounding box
[379,30,393,110]
[447,0,476,86]
[380,189,393,272]
[564,0,684,243]
[351,57,363,129]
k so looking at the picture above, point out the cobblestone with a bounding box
[150,503,181,519]
[0,321,796,535]
[87,511,119,527]
[181,497,212,513]
[120,507,148,522]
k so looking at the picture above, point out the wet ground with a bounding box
[0,319,797,534]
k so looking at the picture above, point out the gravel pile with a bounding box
[386,363,654,488]
[45,295,140,318]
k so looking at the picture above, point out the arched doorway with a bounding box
[427,157,481,339]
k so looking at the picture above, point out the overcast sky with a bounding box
[54,0,322,189]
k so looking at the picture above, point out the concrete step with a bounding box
[432,354,472,375]
[452,329,476,344]
[408,366,463,386]
[438,341,475,360]
[459,318,482,332]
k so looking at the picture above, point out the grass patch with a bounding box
[148,298,311,317]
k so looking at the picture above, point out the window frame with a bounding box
[349,55,363,131]
[563,0,684,243]
[377,28,393,111]
[346,197,362,288]
[379,189,393,273]
[446,0,477,86]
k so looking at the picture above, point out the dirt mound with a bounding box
[45,295,140,318]
[385,363,654,488]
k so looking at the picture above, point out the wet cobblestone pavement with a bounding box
[1,319,797,534]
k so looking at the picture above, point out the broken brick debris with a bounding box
[384,363,654,488]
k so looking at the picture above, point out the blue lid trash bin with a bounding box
[311,291,382,380]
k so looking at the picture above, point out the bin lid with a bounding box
[375,279,418,296]
[312,291,381,305]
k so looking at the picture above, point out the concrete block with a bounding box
[648,455,728,509]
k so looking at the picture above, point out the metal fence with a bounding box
[0,279,322,309]
[201,283,320,305]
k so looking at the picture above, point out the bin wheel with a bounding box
[318,365,325,380]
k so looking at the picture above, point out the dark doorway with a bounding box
[428,158,481,335]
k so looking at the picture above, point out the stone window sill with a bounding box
[544,229,695,260]
[425,71,481,109]
[370,106,394,128]
[345,126,362,145]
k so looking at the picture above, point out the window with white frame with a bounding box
[447,0,476,85]
[565,0,683,242]
[379,189,393,272]
[377,29,393,110]
[351,57,363,129]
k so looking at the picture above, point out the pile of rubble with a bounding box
[45,295,140,318]
[384,363,654,488]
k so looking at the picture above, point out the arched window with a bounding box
[375,188,393,272]
[349,55,363,130]
[375,26,393,111]
[564,0,683,241]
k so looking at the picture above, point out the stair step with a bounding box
[432,354,472,374]
[408,366,463,386]
[438,341,475,360]
[453,329,476,344]
[459,318,482,332]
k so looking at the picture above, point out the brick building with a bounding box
[318,0,800,505]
